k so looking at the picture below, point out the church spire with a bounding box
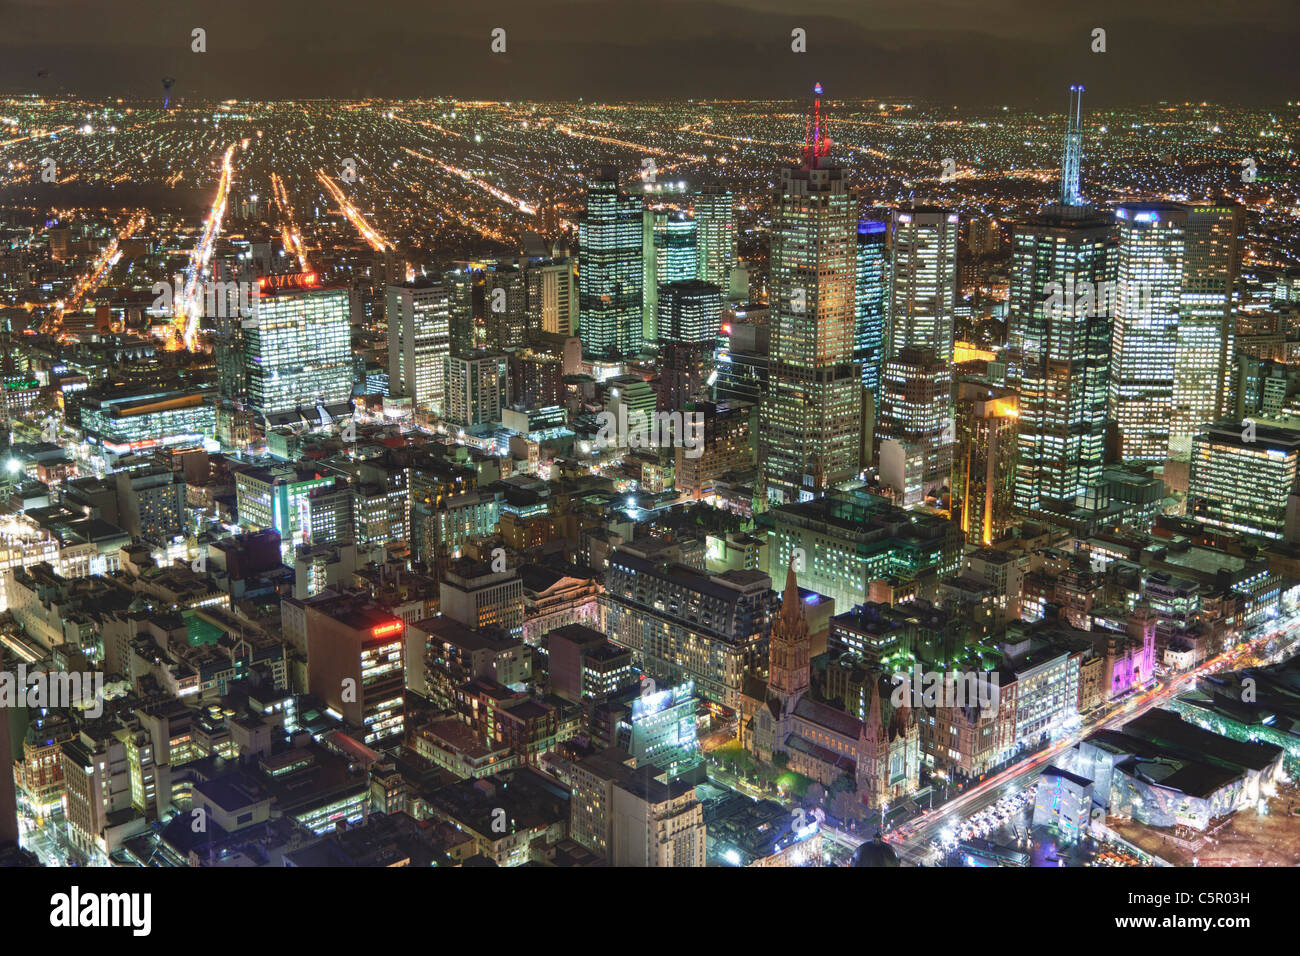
[863,678,886,743]
[768,557,811,703]
[782,557,801,621]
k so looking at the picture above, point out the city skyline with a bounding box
[1,1,1300,886]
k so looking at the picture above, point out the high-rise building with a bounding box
[1171,202,1243,456]
[1007,86,1117,512]
[482,263,529,351]
[214,319,248,405]
[605,375,658,435]
[629,680,702,779]
[443,352,509,428]
[244,274,354,419]
[675,399,754,500]
[525,258,578,337]
[387,279,452,414]
[1188,419,1300,541]
[759,86,862,505]
[657,212,697,285]
[511,349,565,408]
[659,341,713,414]
[694,185,737,295]
[1008,212,1116,511]
[876,346,953,507]
[569,752,706,866]
[61,729,135,854]
[952,382,1019,547]
[855,220,889,405]
[715,316,769,408]
[1109,203,1188,462]
[113,467,186,543]
[448,268,478,356]
[641,208,697,346]
[658,279,722,412]
[234,462,341,559]
[887,207,959,363]
[353,459,411,551]
[657,279,722,345]
[579,165,644,358]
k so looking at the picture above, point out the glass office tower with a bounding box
[245,277,354,419]
[759,86,861,505]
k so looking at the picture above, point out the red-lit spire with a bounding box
[802,82,831,169]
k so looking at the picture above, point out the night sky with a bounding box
[0,0,1296,105]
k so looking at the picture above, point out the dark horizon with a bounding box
[0,0,1297,106]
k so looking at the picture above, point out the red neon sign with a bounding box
[258,272,320,290]
[371,620,403,638]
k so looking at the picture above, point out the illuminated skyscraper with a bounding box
[1171,202,1243,457]
[887,207,959,362]
[876,346,953,507]
[448,267,478,356]
[675,399,754,499]
[1007,88,1117,512]
[482,262,528,351]
[658,279,722,412]
[855,220,889,404]
[525,257,579,337]
[658,279,721,345]
[952,381,1019,546]
[1007,214,1116,512]
[387,279,451,414]
[694,184,737,294]
[1109,203,1188,462]
[642,209,698,344]
[657,211,698,286]
[579,165,644,358]
[443,352,509,428]
[244,275,354,420]
[759,85,862,505]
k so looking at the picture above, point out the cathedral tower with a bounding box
[768,560,811,706]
